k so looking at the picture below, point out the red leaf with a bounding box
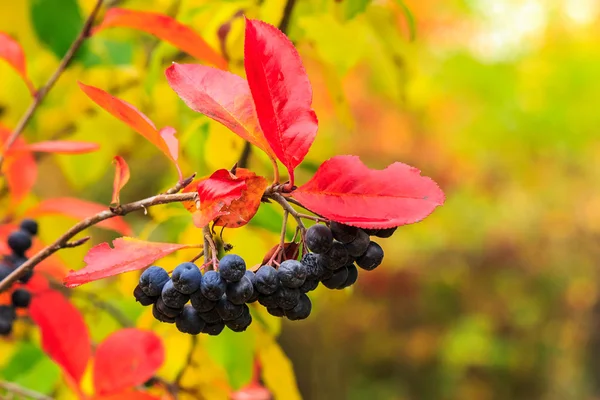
[292,156,445,229]
[78,82,182,179]
[261,242,299,265]
[244,19,318,185]
[93,392,160,400]
[0,125,37,205]
[0,32,35,95]
[27,198,131,235]
[193,169,246,228]
[29,290,91,384]
[8,140,100,154]
[94,8,227,70]
[63,237,195,288]
[111,156,130,205]
[214,169,268,228]
[165,63,275,160]
[93,328,164,395]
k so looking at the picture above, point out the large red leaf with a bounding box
[214,169,268,228]
[193,169,246,228]
[292,156,445,229]
[63,237,195,288]
[93,328,164,395]
[244,19,318,185]
[111,156,130,205]
[0,125,37,205]
[0,32,35,95]
[29,290,91,384]
[165,63,275,160]
[27,198,131,235]
[93,392,160,400]
[78,82,182,179]
[8,140,100,154]
[94,8,227,70]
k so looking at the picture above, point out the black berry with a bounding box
[11,289,31,308]
[219,254,246,282]
[225,305,252,332]
[198,308,222,324]
[254,265,279,295]
[0,320,12,335]
[152,303,177,323]
[345,229,370,257]
[363,228,380,236]
[322,266,349,289]
[133,285,157,306]
[226,275,254,305]
[0,265,11,281]
[161,280,189,309]
[285,293,312,320]
[267,307,285,317]
[200,270,226,301]
[301,253,325,281]
[330,222,358,244]
[0,305,16,322]
[203,321,225,335]
[356,242,384,271]
[20,219,39,236]
[375,227,397,238]
[176,305,205,335]
[305,224,333,254]
[277,260,306,289]
[341,264,359,288]
[171,262,202,294]
[155,297,183,318]
[139,266,170,296]
[257,293,279,309]
[274,286,300,310]
[18,269,33,284]
[190,290,217,312]
[299,279,319,293]
[322,242,351,270]
[216,297,244,321]
[7,230,32,256]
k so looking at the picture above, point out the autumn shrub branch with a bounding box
[0,0,105,171]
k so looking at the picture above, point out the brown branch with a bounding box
[269,193,305,231]
[0,178,198,292]
[0,381,53,400]
[0,0,105,172]
[62,236,91,248]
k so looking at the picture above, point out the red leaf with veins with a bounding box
[93,328,164,395]
[0,32,35,95]
[78,82,182,179]
[194,169,246,228]
[29,290,91,384]
[293,156,445,229]
[165,63,275,160]
[111,156,130,205]
[8,140,100,154]
[27,198,131,235]
[244,19,318,185]
[214,169,268,228]
[63,237,195,288]
[94,8,227,70]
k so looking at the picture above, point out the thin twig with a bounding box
[202,225,211,267]
[62,236,91,248]
[0,0,105,172]
[165,172,196,194]
[0,179,198,292]
[269,193,305,231]
[0,381,53,400]
[296,213,328,223]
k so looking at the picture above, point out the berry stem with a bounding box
[296,213,328,223]
[269,193,305,232]
[203,226,219,270]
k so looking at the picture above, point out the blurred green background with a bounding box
[2,0,600,399]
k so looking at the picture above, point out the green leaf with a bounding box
[1,342,61,395]
[29,0,89,61]
[205,328,256,390]
[2,342,45,380]
[345,0,371,20]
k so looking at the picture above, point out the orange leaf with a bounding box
[8,140,100,154]
[29,290,91,384]
[214,168,268,228]
[111,156,130,205]
[193,169,246,228]
[0,32,35,95]
[0,125,37,205]
[94,329,164,395]
[94,8,227,70]
[63,237,196,287]
[27,198,132,235]
[78,82,182,179]
[93,392,160,400]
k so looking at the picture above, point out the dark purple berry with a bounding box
[216,297,244,321]
[257,294,279,309]
[356,242,384,271]
[285,293,312,320]
[139,266,170,296]
[322,242,350,270]
[7,230,32,256]
[274,286,300,310]
[267,307,285,317]
[134,285,157,306]
[322,266,349,289]
[156,297,183,318]
[375,227,397,238]
[152,303,177,323]
[277,260,306,289]
[226,275,254,305]
[198,308,222,324]
[0,265,11,281]
[200,270,226,301]
[20,219,38,236]
[161,280,189,309]
[171,262,202,294]
[0,305,16,322]
[190,290,217,312]
[11,289,30,308]
[299,279,319,293]
[176,305,205,335]
[203,321,225,335]
[219,254,246,282]
[363,228,380,236]
[330,222,358,244]
[345,229,370,257]
[305,224,333,254]
[225,305,252,332]
[341,264,359,288]
[0,319,12,336]
[254,265,279,295]
[301,253,324,281]
[18,269,33,284]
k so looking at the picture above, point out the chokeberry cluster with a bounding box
[133,221,394,336]
[0,219,39,336]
